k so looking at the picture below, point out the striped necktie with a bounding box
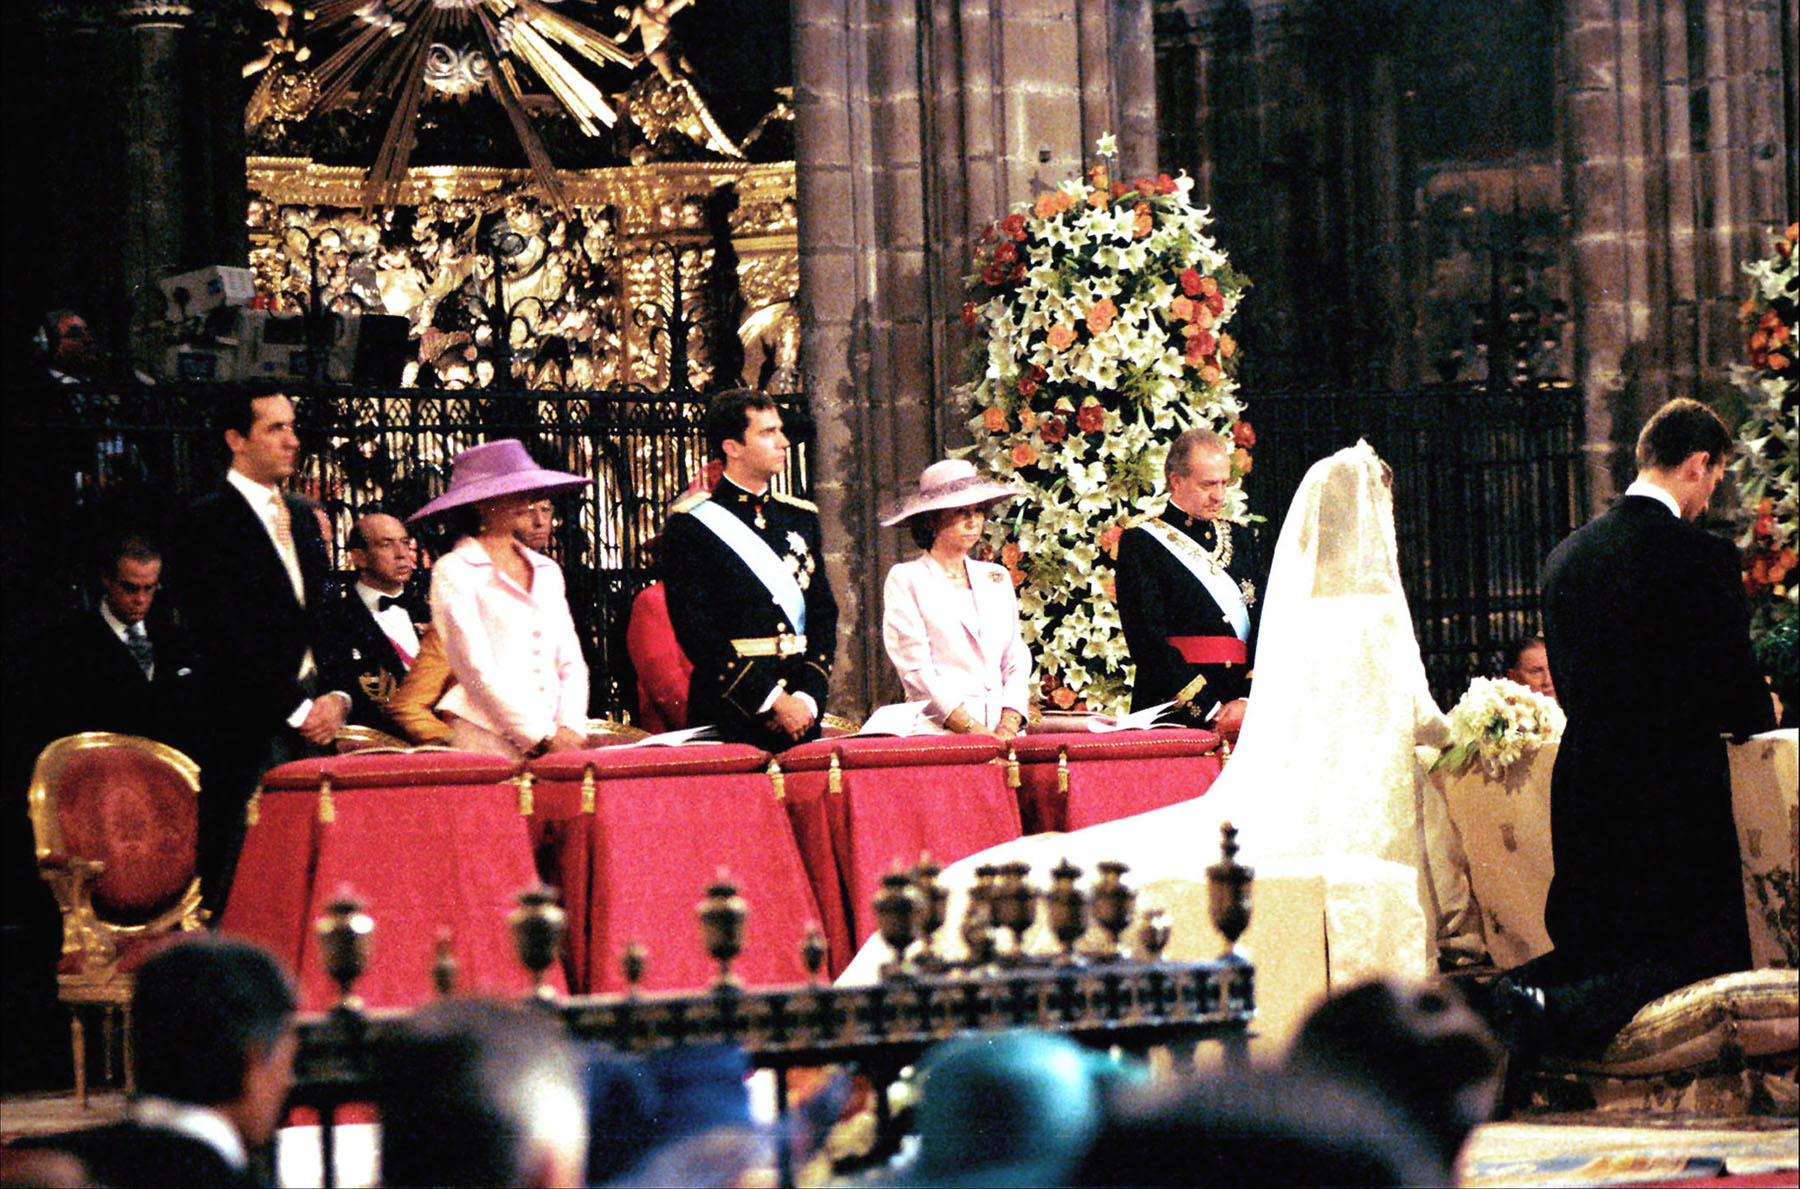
[269,493,306,605]
[125,621,154,678]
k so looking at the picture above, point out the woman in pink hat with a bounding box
[408,440,593,758]
[881,459,1033,739]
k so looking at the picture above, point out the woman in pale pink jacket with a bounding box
[881,460,1032,739]
[408,439,592,759]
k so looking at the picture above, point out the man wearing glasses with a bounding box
[324,510,427,739]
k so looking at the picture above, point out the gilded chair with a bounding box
[333,723,413,753]
[27,732,207,1106]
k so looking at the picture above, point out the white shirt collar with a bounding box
[356,579,404,615]
[98,601,137,643]
[1623,477,1682,519]
[132,1095,248,1170]
[226,467,282,514]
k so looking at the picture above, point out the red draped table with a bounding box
[528,743,823,994]
[220,751,556,1010]
[1009,728,1226,834]
[778,735,1022,972]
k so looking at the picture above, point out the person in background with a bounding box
[879,459,1031,739]
[408,443,592,759]
[323,511,427,738]
[1503,634,1556,701]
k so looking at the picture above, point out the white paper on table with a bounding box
[1085,700,1187,732]
[616,725,720,747]
[854,701,936,736]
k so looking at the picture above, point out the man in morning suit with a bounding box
[173,385,352,917]
[46,535,201,753]
[660,388,837,750]
[1503,398,1776,1058]
[15,936,298,1189]
[1115,427,1262,739]
[323,511,427,738]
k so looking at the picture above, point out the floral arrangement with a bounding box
[1728,222,1798,638]
[1435,677,1566,780]
[958,134,1251,714]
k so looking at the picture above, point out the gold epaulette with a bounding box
[1122,507,1165,530]
[670,490,711,515]
[771,491,818,512]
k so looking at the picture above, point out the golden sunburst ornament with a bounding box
[247,0,735,207]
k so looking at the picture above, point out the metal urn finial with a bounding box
[509,885,567,1002]
[432,927,458,996]
[800,920,827,983]
[1090,860,1136,960]
[696,872,748,988]
[874,868,919,977]
[621,939,648,994]
[962,865,1001,967]
[315,888,374,1009]
[1139,906,1172,960]
[1206,821,1254,955]
[992,861,1038,961]
[1046,858,1088,963]
[911,855,948,971]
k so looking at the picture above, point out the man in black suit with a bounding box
[322,511,426,738]
[661,389,837,750]
[1115,427,1262,738]
[173,385,351,917]
[43,535,201,753]
[1507,398,1776,1057]
[14,936,298,1189]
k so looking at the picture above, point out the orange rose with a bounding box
[1047,323,1077,351]
[1034,191,1067,219]
[1194,304,1216,330]
[1200,364,1223,383]
[1133,203,1153,237]
[1018,407,1039,432]
[1198,276,1219,297]
[1751,330,1769,352]
[1001,542,1022,566]
[1233,448,1253,475]
[1051,685,1078,710]
[1099,524,1123,558]
[1170,295,1195,322]
[983,406,1008,432]
[1132,176,1158,196]
[1768,354,1791,370]
[1076,401,1106,433]
[1156,173,1177,195]
[1110,181,1130,200]
[1087,188,1108,210]
[1207,292,1226,315]
[1087,164,1109,190]
[1219,333,1237,358]
[1102,575,1117,601]
[1011,441,1039,467]
[1086,298,1117,334]
[1190,328,1217,357]
[1231,420,1256,449]
[1009,566,1025,588]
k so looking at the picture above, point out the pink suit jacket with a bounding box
[882,556,1032,731]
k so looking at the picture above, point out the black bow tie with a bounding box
[376,595,405,612]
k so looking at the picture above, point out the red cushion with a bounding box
[260,751,520,791]
[55,749,197,921]
[1007,728,1222,762]
[529,742,772,782]
[778,736,1004,771]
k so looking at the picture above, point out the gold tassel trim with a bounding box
[317,776,335,825]
[767,759,785,801]
[245,786,263,828]
[1006,748,1021,789]
[828,751,843,796]
[1057,750,1069,797]
[515,771,535,817]
[580,764,597,815]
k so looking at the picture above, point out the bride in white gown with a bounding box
[840,440,1462,990]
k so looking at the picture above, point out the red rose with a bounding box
[981,262,1008,287]
[993,240,1018,264]
[1011,262,1027,283]
[1001,213,1028,241]
[1040,415,1067,443]
[1179,268,1203,296]
[1017,373,1038,398]
[1156,173,1176,194]
[1190,328,1217,357]
[1207,292,1226,315]
[962,301,980,328]
[1076,402,1106,433]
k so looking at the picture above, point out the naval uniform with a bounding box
[1114,509,1262,720]
[660,476,838,750]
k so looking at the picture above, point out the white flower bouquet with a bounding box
[959,134,1251,715]
[1435,677,1566,780]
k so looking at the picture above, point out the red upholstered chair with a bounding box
[27,732,207,1106]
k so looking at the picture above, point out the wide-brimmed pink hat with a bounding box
[880,459,1024,526]
[408,439,590,523]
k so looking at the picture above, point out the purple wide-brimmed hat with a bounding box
[407,439,590,523]
[880,458,1025,526]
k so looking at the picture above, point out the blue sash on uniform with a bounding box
[688,499,808,632]
[1140,518,1250,641]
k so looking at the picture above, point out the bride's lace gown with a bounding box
[840,441,1459,989]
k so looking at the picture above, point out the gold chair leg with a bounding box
[70,1008,87,1110]
[123,1001,134,1096]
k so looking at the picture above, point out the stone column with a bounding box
[793,0,1156,719]
[1561,0,1792,508]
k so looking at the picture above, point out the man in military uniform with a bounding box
[660,389,838,750]
[1115,427,1261,739]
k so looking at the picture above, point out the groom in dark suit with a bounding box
[1512,398,1776,1056]
[173,386,352,917]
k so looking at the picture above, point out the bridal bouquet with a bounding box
[959,133,1251,714]
[1435,677,1566,780]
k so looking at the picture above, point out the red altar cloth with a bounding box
[528,743,822,994]
[220,752,556,1010]
[778,735,1021,967]
[1009,728,1225,833]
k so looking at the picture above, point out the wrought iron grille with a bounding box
[1243,382,1588,708]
